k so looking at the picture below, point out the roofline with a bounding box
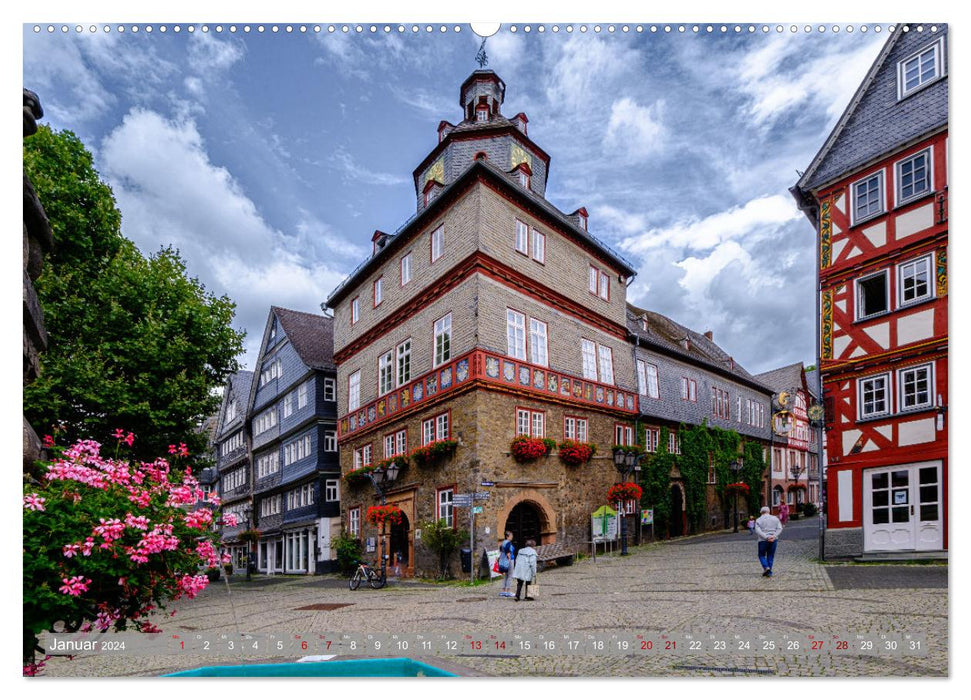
[796,25,904,192]
[412,122,551,183]
[326,159,637,307]
[629,329,774,395]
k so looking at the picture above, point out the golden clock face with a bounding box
[424,158,444,185]
[510,145,532,170]
[808,404,824,422]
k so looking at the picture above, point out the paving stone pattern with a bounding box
[39,519,947,678]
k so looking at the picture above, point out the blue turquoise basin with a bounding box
[164,657,455,677]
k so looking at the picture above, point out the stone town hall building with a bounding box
[325,70,640,576]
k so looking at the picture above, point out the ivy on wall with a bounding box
[639,420,767,537]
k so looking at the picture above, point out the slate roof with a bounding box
[272,306,335,371]
[626,304,773,394]
[229,370,254,403]
[796,23,948,194]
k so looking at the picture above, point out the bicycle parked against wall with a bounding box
[349,559,386,590]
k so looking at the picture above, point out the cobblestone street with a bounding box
[39,517,948,678]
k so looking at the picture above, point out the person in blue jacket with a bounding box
[498,531,516,598]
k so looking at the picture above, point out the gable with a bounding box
[801,24,948,193]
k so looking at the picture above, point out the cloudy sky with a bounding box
[22,18,892,375]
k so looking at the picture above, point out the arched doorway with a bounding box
[504,502,542,550]
[669,484,685,538]
[388,511,410,573]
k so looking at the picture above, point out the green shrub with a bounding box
[334,531,363,575]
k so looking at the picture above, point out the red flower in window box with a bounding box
[410,440,458,468]
[344,466,375,485]
[510,436,547,462]
[558,440,596,466]
[725,481,750,494]
[366,505,404,527]
[607,482,643,505]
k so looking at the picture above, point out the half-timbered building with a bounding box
[791,24,947,558]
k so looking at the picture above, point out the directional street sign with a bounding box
[472,506,483,514]
[452,494,473,507]
[472,492,490,500]
[480,481,495,487]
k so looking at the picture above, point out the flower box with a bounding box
[510,436,547,463]
[344,466,375,485]
[410,440,457,468]
[558,440,596,466]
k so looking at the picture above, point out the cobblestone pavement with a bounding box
[38,518,948,678]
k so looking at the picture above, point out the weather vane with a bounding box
[475,38,488,68]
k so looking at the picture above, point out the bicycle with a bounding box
[349,559,386,590]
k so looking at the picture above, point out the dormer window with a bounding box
[897,37,945,100]
[513,162,532,191]
[574,207,589,231]
[476,105,489,123]
[423,179,442,207]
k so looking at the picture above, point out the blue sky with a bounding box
[22,19,892,375]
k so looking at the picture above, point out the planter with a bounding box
[607,482,642,505]
[344,466,375,486]
[559,440,596,466]
[510,436,547,463]
[410,440,457,468]
[366,505,404,527]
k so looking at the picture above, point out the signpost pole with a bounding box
[469,506,475,585]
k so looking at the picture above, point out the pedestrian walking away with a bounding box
[512,538,537,601]
[754,506,783,577]
[779,501,790,525]
[498,531,516,598]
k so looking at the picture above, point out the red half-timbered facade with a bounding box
[792,25,947,558]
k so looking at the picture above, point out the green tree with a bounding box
[419,519,469,580]
[23,126,244,460]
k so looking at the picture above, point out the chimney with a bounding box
[704,330,713,341]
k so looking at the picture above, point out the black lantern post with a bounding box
[369,460,401,582]
[613,449,640,556]
[241,504,253,581]
[730,458,743,533]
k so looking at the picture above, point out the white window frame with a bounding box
[855,269,891,321]
[282,392,294,419]
[563,416,588,442]
[396,339,412,386]
[324,378,336,402]
[351,297,360,325]
[644,427,659,453]
[516,409,544,438]
[256,451,280,479]
[858,372,892,420]
[581,339,598,380]
[588,265,599,295]
[897,363,934,412]
[897,254,934,308]
[324,431,337,452]
[531,229,546,264]
[518,170,530,189]
[325,480,339,502]
[615,424,633,446]
[353,444,372,469]
[529,319,548,367]
[297,380,310,409]
[515,219,529,255]
[645,362,659,399]
[598,270,610,301]
[347,370,361,412]
[850,170,885,226]
[436,413,449,441]
[897,38,945,100]
[400,253,412,286]
[254,407,278,436]
[896,148,933,205]
[506,309,526,361]
[373,277,383,307]
[348,507,361,537]
[437,488,454,527]
[378,351,394,396]
[597,344,614,385]
[430,224,444,263]
[434,314,451,367]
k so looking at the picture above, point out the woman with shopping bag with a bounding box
[512,539,537,601]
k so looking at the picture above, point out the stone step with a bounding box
[854,550,948,562]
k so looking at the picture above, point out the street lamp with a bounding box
[729,458,743,533]
[613,449,640,556]
[368,460,401,582]
[241,504,253,581]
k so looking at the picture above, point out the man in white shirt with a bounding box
[754,506,783,578]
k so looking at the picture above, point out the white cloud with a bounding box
[676,241,753,301]
[187,32,245,74]
[621,194,801,254]
[734,34,884,128]
[544,35,638,113]
[603,97,666,161]
[331,147,410,186]
[99,109,347,368]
